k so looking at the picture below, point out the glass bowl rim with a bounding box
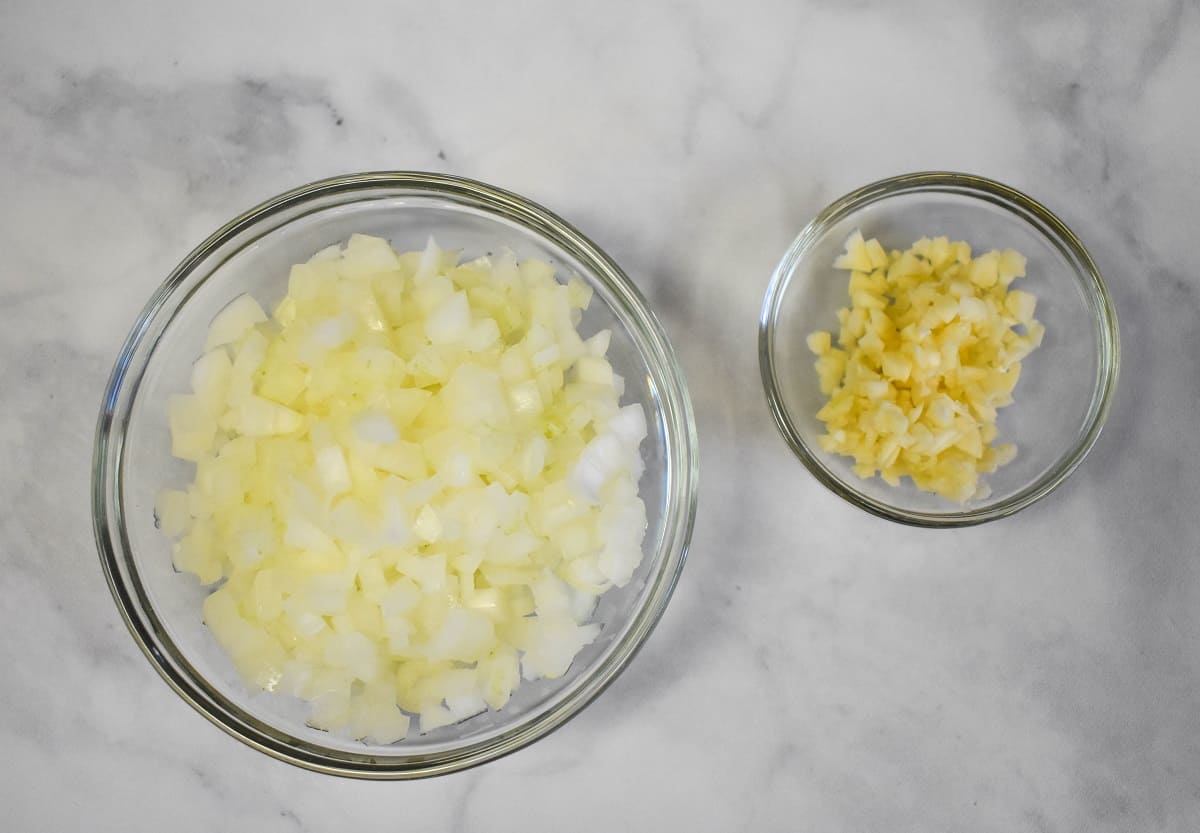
[758,170,1120,528]
[92,170,699,778]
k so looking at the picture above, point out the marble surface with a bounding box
[3,0,1199,829]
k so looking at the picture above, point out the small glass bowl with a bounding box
[93,172,699,777]
[759,172,1119,527]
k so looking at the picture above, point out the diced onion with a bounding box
[160,237,648,742]
[204,294,267,351]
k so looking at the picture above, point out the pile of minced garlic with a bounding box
[807,231,1043,502]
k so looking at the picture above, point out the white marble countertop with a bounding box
[3,0,1198,830]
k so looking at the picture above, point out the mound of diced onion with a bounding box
[808,231,1043,502]
[156,235,648,743]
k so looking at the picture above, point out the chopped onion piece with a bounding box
[205,294,267,351]
[353,412,400,445]
[190,349,232,416]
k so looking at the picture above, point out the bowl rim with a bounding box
[758,170,1120,527]
[92,171,699,777]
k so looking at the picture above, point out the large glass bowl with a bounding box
[93,172,699,777]
[760,172,1118,527]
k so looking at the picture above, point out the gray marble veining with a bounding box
[3,0,1199,830]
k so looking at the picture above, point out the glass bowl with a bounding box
[93,172,699,777]
[759,172,1118,527]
